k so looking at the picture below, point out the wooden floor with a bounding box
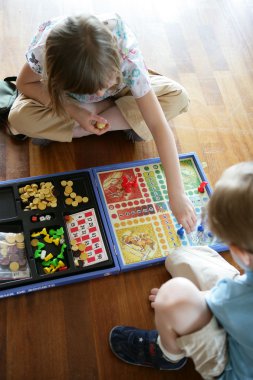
[0,0,252,379]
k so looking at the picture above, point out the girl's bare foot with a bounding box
[149,288,159,308]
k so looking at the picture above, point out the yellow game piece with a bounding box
[58,260,65,268]
[75,195,83,203]
[78,243,86,251]
[79,251,88,261]
[44,235,53,244]
[72,201,78,207]
[82,197,89,203]
[44,253,53,261]
[65,198,73,205]
[31,231,41,237]
[31,238,39,247]
[52,238,60,246]
[41,228,48,236]
[65,186,73,194]
[38,202,47,210]
[16,242,25,249]
[96,122,106,130]
[61,180,67,187]
[67,180,73,186]
[9,262,20,272]
[5,234,16,244]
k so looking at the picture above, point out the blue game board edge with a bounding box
[0,167,93,186]
[0,266,120,299]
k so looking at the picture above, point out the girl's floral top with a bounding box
[26,13,151,103]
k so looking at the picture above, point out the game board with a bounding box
[93,153,225,271]
[0,153,226,298]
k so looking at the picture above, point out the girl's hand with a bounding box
[79,111,110,135]
[170,193,197,234]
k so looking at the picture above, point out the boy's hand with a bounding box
[170,193,197,234]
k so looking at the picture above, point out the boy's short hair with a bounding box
[208,162,253,253]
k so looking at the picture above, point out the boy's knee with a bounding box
[156,277,196,308]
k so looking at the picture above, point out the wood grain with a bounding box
[0,0,252,379]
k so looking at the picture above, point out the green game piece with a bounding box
[52,258,59,267]
[37,242,45,249]
[57,252,64,260]
[56,227,64,236]
[42,260,52,267]
[60,243,67,252]
[34,250,41,259]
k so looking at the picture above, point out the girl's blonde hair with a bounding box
[208,162,253,253]
[44,15,122,115]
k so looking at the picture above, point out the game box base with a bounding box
[0,153,227,298]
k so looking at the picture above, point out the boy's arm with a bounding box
[136,89,197,233]
[16,63,108,134]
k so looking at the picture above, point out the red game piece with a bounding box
[122,175,138,193]
[131,176,138,188]
[122,175,129,186]
[198,181,208,193]
[125,184,132,193]
[31,215,38,222]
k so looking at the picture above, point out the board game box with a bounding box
[0,153,226,298]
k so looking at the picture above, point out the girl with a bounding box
[8,13,196,232]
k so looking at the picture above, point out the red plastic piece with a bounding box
[121,175,138,193]
[198,181,208,193]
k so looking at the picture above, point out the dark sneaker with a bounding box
[109,326,187,370]
[124,129,144,142]
[31,138,52,147]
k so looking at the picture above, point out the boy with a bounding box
[109,162,253,379]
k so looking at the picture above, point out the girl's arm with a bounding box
[16,63,108,134]
[136,89,197,233]
[16,63,50,105]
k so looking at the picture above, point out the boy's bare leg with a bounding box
[153,277,212,355]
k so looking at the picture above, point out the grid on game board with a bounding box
[65,208,109,268]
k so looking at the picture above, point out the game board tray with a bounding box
[0,153,227,298]
[0,169,119,298]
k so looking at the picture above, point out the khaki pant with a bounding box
[165,247,240,380]
[8,72,189,142]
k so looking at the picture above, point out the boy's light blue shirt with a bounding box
[206,270,253,380]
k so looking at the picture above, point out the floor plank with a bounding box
[0,1,252,379]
